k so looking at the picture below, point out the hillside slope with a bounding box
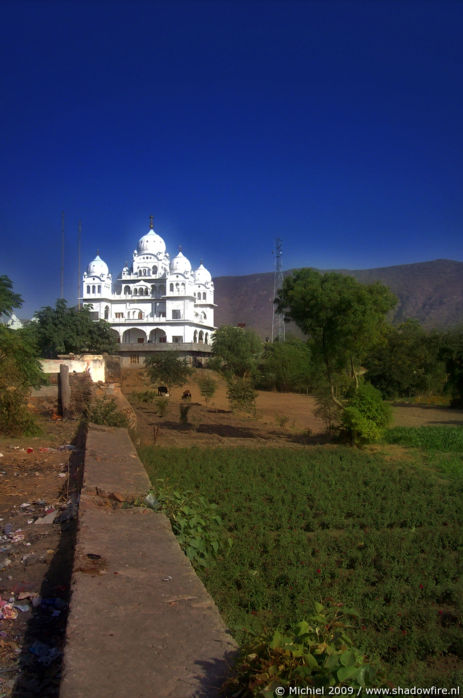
[214,259,463,337]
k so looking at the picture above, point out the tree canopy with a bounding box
[210,325,262,379]
[275,270,396,404]
[145,352,192,389]
[31,299,117,358]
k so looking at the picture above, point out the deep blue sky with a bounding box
[2,0,462,317]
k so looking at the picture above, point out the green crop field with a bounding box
[139,438,463,687]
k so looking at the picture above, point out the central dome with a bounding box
[138,226,166,256]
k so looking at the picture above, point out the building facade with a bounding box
[80,220,215,349]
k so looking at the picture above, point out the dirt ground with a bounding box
[0,397,85,697]
[2,370,463,696]
[122,368,463,448]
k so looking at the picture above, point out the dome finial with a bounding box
[178,244,183,253]
[96,248,100,256]
[149,215,154,230]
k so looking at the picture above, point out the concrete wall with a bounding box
[40,354,105,383]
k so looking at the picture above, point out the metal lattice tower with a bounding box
[272,238,285,342]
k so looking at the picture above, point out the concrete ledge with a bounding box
[62,426,237,697]
[83,425,149,500]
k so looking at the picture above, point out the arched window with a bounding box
[170,283,174,292]
[138,311,143,320]
[203,292,206,300]
[92,285,96,293]
[124,285,131,295]
[193,330,198,343]
[152,265,157,275]
[175,283,179,292]
[104,306,109,319]
[98,285,101,293]
[199,331,204,343]
[86,285,90,294]
[205,333,209,344]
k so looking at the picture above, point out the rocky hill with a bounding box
[214,259,463,337]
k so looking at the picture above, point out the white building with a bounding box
[80,219,215,349]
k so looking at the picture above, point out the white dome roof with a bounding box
[194,262,212,284]
[138,227,166,256]
[170,250,192,275]
[87,254,109,277]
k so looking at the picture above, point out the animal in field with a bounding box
[181,389,192,400]
[157,386,169,397]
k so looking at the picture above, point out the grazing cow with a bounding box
[182,389,192,400]
[157,386,169,397]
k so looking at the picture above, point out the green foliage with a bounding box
[130,389,158,403]
[257,338,313,392]
[0,277,45,435]
[31,299,117,358]
[275,270,396,405]
[211,325,262,379]
[226,376,257,413]
[439,328,463,407]
[151,484,231,567]
[0,275,23,317]
[342,383,392,445]
[154,396,169,417]
[144,352,192,390]
[139,445,463,686]
[195,373,217,404]
[225,603,382,695]
[385,426,463,452]
[365,320,446,399]
[86,396,128,427]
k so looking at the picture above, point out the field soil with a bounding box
[122,368,463,448]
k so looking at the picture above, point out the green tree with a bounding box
[275,270,396,407]
[365,320,446,399]
[145,352,192,391]
[0,277,45,434]
[257,338,313,392]
[439,328,463,407]
[195,373,217,405]
[210,325,262,379]
[32,299,117,357]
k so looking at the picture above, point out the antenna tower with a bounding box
[77,220,82,309]
[272,238,285,342]
[60,211,65,298]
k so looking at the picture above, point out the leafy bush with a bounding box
[86,396,128,427]
[342,382,391,445]
[130,389,158,403]
[227,376,257,414]
[152,484,231,567]
[195,373,217,405]
[224,603,382,695]
[144,353,192,390]
[0,387,41,436]
[154,396,169,417]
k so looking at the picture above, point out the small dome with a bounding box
[138,226,166,256]
[87,253,109,277]
[194,262,212,284]
[170,250,192,275]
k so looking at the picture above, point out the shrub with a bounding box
[224,603,383,695]
[154,396,169,417]
[86,396,128,427]
[152,485,232,567]
[0,387,41,436]
[342,382,391,445]
[227,377,257,414]
[195,374,217,405]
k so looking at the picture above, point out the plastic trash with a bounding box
[26,448,34,453]
[145,492,160,510]
[0,603,18,620]
[28,641,61,665]
[34,510,58,525]
[14,603,31,613]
